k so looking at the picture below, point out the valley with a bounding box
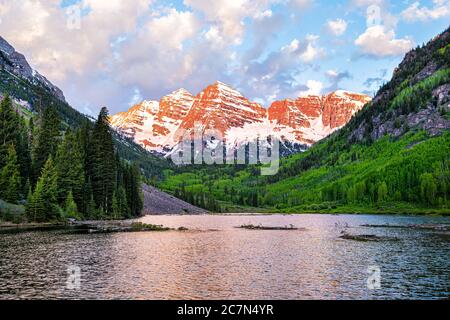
[0,27,449,223]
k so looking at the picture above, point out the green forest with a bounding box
[160,130,449,214]
[0,96,143,223]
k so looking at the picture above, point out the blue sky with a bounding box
[0,0,449,114]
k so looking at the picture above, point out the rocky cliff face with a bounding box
[268,91,371,145]
[112,83,371,153]
[0,36,66,102]
[174,81,268,142]
[348,28,450,143]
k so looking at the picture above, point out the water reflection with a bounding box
[0,214,448,300]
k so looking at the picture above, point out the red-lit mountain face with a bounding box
[268,90,372,145]
[111,82,371,153]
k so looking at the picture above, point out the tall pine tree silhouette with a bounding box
[90,107,116,214]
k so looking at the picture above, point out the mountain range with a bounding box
[111,82,371,154]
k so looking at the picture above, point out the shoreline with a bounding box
[0,220,179,234]
[2,211,449,232]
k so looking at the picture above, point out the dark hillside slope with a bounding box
[0,36,172,180]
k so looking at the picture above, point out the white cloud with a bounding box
[326,19,347,36]
[301,35,325,62]
[146,9,199,50]
[326,70,339,78]
[282,35,325,62]
[299,80,323,96]
[401,0,450,22]
[204,26,226,48]
[355,26,414,57]
[0,0,152,82]
[183,0,276,45]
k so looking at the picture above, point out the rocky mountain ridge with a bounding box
[111,82,371,154]
[0,36,65,102]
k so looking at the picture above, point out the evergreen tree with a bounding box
[26,157,59,222]
[116,186,129,218]
[85,192,98,220]
[26,185,46,222]
[124,164,142,217]
[112,191,120,220]
[0,95,21,167]
[28,117,34,147]
[0,145,21,203]
[89,107,116,215]
[55,129,85,207]
[17,117,31,193]
[64,191,80,220]
[32,107,61,185]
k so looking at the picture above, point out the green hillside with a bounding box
[159,27,450,215]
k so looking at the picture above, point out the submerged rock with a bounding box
[361,224,450,231]
[340,233,399,242]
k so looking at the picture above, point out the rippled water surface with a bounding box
[0,214,449,300]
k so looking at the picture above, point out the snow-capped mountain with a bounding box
[111,88,195,151]
[111,82,371,154]
[268,90,371,145]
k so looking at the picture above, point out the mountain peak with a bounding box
[201,81,246,101]
[112,81,370,152]
[210,80,239,92]
[167,88,192,97]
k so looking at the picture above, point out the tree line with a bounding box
[0,95,143,222]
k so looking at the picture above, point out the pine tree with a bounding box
[64,191,79,220]
[55,129,85,207]
[124,164,142,217]
[28,117,34,147]
[0,95,21,167]
[27,157,59,222]
[32,106,61,185]
[85,192,98,220]
[0,145,21,203]
[89,107,116,215]
[17,117,31,193]
[26,185,46,222]
[112,191,120,220]
[116,186,129,218]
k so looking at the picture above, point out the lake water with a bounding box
[0,214,448,300]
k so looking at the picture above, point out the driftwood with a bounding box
[236,224,303,231]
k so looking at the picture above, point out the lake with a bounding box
[0,214,448,300]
